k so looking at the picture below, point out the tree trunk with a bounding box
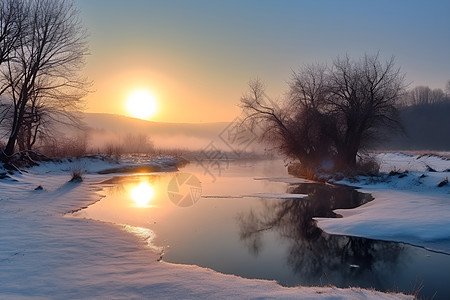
[345,148,358,168]
[4,94,28,156]
[335,136,359,170]
[344,132,362,169]
[4,133,17,156]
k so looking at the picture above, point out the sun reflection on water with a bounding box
[130,182,155,207]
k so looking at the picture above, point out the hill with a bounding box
[83,113,229,138]
[82,113,231,150]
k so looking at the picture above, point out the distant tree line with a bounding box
[0,0,88,159]
[241,54,406,173]
[399,82,450,107]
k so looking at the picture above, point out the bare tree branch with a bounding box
[240,54,406,171]
[1,0,89,156]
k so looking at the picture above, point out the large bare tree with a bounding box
[241,54,406,171]
[241,72,335,170]
[1,0,88,156]
[328,54,406,168]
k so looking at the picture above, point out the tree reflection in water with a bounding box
[237,183,405,289]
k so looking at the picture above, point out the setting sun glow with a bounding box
[130,182,155,207]
[126,90,157,120]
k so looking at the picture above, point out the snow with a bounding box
[376,152,450,173]
[0,156,412,299]
[316,152,450,254]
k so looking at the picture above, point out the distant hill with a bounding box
[83,113,229,138]
[82,106,450,152]
[81,113,232,150]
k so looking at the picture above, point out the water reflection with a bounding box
[72,175,175,229]
[74,161,450,299]
[238,183,405,289]
[130,182,155,207]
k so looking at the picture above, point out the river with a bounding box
[72,159,450,299]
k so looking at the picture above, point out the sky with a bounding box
[75,0,450,123]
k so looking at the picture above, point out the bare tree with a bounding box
[406,86,446,106]
[430,88,446,104]
[287,64,336,167]
[329,54,406,168]
[240,80,303,160]
[122,133,154,154]
[241,71,335,170]
[2,0,88,156]
[0,0,25,128]
[241,54,406,171]
[0,0,24,72]
[15,75,86,151]
[410,86,432,105]
[399,85,448,107]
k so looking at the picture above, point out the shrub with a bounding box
[356,155,380,176]
[287,162,320,181]
[38,134,88,158]
[103,142,123,158]
[69,167,84,183]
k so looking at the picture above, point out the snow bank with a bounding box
[376,152,450,173]
[0,156,411,299]
[317,152,450,254]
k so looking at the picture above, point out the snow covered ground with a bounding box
[317,152,450,254]
[0,154,418,299]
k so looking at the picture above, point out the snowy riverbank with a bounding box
[317,152,450,254]
[0,154,417,299]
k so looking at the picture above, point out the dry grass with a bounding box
[102,143,123,158]
[38,135,88,158]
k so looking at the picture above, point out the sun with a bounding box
[126,89,157,120]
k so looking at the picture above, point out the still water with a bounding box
[73,159,450,299]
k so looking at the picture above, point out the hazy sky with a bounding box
[76,0,450,123]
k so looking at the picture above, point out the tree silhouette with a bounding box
[241,54,406,171]
[1,0,88,157]
[237,183,404,288]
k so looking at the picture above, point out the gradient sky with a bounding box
[76,0,450,123]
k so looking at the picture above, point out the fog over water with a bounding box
[80,113,268,154]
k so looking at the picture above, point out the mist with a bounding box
[80,113,266,156]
